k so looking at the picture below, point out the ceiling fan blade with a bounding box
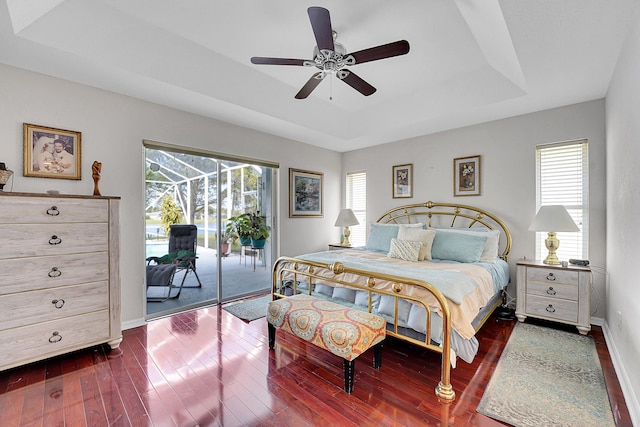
[295,72,325,99]
[308,7,334,52]
[347,40,410,65]
[337,70,376,96]
[251,57,307,66]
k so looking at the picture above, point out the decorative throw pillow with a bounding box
[366,223,400,252]
[431,231,487,263]
[432,227,500,263]
[398,227,436,261]
[387,238,422,262]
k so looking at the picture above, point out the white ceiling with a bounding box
[0,0,637,152]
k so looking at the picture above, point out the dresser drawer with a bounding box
[0,281,109,331]
[0,253,108,295]
[525,281,578,301]
[525,294,578,323]
[0,310,110,368]
[0,196,107,224]
[0,223,108,259]
[527,267,579,286]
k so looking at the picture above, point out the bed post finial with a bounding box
[331,262,345,274]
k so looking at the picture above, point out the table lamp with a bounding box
[334,209,359,246]
[528,205,579,265]
[0,163,13,191]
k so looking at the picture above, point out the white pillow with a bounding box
[431,228,500,263]
[387,238,422,262]
[398,226,436,261]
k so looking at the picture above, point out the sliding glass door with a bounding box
[144,143,276,317]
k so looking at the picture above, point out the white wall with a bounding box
[605,6,640,423]
[343,100,607,320]
[0,64,341,328]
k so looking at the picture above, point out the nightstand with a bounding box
[515,258,591,335]
[328,243,356,250]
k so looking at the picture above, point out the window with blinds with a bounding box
[346,171,366,247]
[534,140,589,260]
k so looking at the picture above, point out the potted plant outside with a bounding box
[226,214,252,245]
[219,228,233,257]
[249,213,271,249]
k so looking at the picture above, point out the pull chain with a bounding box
[329,73,333,101]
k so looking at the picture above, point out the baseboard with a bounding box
[122,317,146,331]
[590,316,604,327]
[602,320,640,426]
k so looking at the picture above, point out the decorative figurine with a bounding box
[92,161,102,196]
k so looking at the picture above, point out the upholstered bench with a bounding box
[266,293,386,393]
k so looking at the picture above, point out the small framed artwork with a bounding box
[392,163,413,198]
[454,155,480,196]
[289,168,323,217]
[23,123,81,180]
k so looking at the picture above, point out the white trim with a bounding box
[602,321,640,426]
[122,318,146,331]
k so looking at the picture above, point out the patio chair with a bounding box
[146,224,203,290]
[146,263,179,301]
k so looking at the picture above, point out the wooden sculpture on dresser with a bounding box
[92,161,102,196]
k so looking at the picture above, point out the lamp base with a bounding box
[341,226,351,246]
[543,232,561,265]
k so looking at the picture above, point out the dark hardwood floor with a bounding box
[0,303,632,426]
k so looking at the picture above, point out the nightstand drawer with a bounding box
[525,295,578,323]
[526,281,578,301]
[527,268,579,286]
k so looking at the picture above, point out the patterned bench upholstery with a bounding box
[266,293,386,393]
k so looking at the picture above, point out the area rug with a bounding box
[477,322,615,427]
[222,295,271,322]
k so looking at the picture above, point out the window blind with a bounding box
[346,171,366,246]
[535,140,589,260]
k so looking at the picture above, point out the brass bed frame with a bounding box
[272,201,511,401]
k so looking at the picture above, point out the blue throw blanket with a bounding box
[298,251,478,305]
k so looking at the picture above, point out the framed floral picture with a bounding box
[23,123,81,180]
[453,155,480,196]
[392,163,413,198]
[289,168,323,217]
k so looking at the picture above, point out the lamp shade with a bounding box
[528,205,579,232]
[334,209,359,227]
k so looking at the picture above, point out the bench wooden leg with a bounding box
[268,323,276,350]
[343,359,355,393]
[373,341,384,370]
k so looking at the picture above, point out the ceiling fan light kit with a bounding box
[250,7,410,99]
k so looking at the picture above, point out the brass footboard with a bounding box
[272,256,456,401]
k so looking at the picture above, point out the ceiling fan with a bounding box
[250,6,410,99]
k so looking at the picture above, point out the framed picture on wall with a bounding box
[289,168,323,217]
[23,123,82,180]
[453,155,480,196]
[392,163,413,198]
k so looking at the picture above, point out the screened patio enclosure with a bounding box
[144,145,275,317]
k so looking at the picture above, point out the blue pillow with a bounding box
[431,231,487,263]
[366,223,400,252]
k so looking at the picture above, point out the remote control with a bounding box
[568,259,589,266]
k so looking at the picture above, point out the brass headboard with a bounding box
[375,201,512,261]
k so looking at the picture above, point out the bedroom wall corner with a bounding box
[605,5,640,424]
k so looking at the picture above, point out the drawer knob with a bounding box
[51,299,65,309]
[48,267,62,278]
[545,304,556,313]
[48,235,62,245]
[46,206,60,216]
[546,287,557,296]
[546,273,556,281]
[48,331,62,343]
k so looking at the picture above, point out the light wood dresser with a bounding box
[0,192,121,371]
[515,258,591,335]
